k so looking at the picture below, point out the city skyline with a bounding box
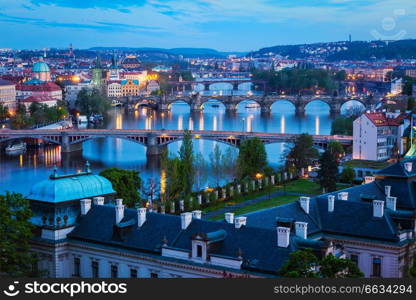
[0,0,415,51]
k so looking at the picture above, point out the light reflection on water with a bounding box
[0,94,363,195]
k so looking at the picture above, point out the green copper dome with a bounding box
[32,61,50,73]
[28,170,115,203]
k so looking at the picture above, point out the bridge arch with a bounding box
[0,135,62,146]
[340,99,366,114]
[167,99,191,110]
[269,98,297,112]
[304,99,331,113]
[236,99,261,111]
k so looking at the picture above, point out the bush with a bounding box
[340,167,355,184]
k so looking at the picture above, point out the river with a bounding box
[0,82,361,196]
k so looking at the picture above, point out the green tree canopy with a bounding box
[179,130,194,195]
[0,192,40,277]
[327,141,344,161]
[237,137,268,179]
[75,88,111,116]
[279,249,364,278]
[340,167,355,184]
[0,103,9,123]
[285,134,319,172]
[99,168,141,208]
[318,149,339,192]
[331,116,354,136]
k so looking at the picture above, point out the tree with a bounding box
[340,167,355,184]
[222,147,239,179]
[331,117,354,135]
[237,137,268,179]
[0,103,9,123]
[278,249,319,278]
[75,88,111,117]
[409,255,416,278]
[285,134,319,172]
[99,168,141,208]
[279,249,364,278]
[0,192,40,277]
[407,97,416,111]
[327,141,344,161]
[318,150,339,192]
[210,144,224,187]
[194,152,208,192]
[319,254,364,278]
[178,130,194,195]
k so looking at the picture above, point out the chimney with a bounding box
[80,199,92,215]
[235,216,247,229]
[386,196,397,211]
[181,212,192,230]
[225,212,234,224]
[338,192,348,201]
[93,196,104,205]
[137,207,146,227]
[277,226,290,248]
[192,210,202,219]
[373,200,384,218]
[115,198,124,223]
[328,195,335,212]
[384,186,391,197]
[404,162,413,173]
[299,196,310,214]
[295,222,308,239]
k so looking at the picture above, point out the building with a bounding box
[121,79,141,97]
[146,80,160,94]
[391,78,403,96]
[16,81,62,102]
[121,55,141,70]
[108,55,120,81]
[353,112,409,161]
[32,59,51,82]
[152,65,172,73]
[62,80,93,107]
[107,81,122,98]
[92,56,104,89]
[0,79,16,111]
[29,160,416,278]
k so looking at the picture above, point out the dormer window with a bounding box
[196,245,203,258]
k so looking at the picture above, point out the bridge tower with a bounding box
[190,93,203,113]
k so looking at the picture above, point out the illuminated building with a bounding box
[121,55,141,70]
[0,79,16,111]
[121,79,141,96]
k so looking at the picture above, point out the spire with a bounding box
[95,55,102,69]
[85,161,91,173]
[111,53,117,68]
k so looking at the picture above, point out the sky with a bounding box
[0,0,415,51]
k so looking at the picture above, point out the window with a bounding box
[350,254,359,266]
[372,257,381,277]
[91,261,99,278]
[130,268,138,278]
[150,272,159,278]
[196,245,203,258]
[111,265,118,278]
[73,257,80,277]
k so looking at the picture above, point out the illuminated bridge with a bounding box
[0,129,352,155]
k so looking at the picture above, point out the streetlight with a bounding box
[242,117,245,133]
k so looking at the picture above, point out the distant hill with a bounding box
[252,39,416,61]
[88,47,246,58]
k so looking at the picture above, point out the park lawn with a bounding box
[277,179,353,195]
[201,186,280,213]
[209,194,299,221]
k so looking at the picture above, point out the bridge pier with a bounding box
[146,134,167,156]
[232,82,239,91]
[61,133,83,153]
[260,104,271,113]
[158,103,170,112]
[204,83,210,91]
[329,102,341,115]
[295,105,305,115]
[225,103,237,113]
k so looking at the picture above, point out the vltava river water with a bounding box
[0,83,361,195]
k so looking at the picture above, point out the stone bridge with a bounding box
[0,129,352,156]
[156,93,379,114]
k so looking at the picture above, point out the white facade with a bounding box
[64,82,93,105]
[353,113,407,161]
[107,82,122,98]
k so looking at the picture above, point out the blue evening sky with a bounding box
[0,0,414,51]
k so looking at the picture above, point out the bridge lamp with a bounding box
[255,173,263,180]
[194,134,201,139]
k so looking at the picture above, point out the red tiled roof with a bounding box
[365,112,408,127]
[17,81,62,92]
